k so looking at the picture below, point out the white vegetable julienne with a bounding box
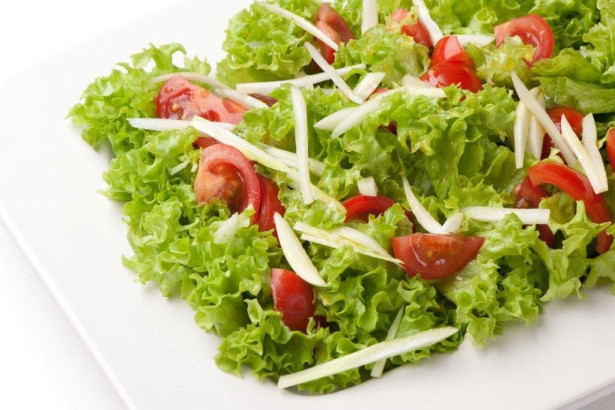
[331,89,397,137]
[403,178,445,234]
[128,118,192,132]
[514,87,540,169]
[455,34,495,47]
[331,226,390,257]
[151,72,230,90]
[304,43,364,104]
[582,114,608,192]
[215,88,268,109]
[402,74,434,89]
[370,308,404,378]
[357,177,379,196]
[213,212,250,244]
[314,107,356,131]
[235,64,365,95]
[277,327,458,388]
[353,72,386,100]
[412,0,444,45]
[561,115,608,194]
[285,169,345,212]
[511,72,577,165]
[291,87,314,204]
[526,92,546,160]
[462,207,551,225]
[260,145,325,176]
[361,0,379,33]
[274,213,328,287]
[440,212,464,234]
[261,3,339,51]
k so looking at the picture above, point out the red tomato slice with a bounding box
[271,268,315,332]
[313,4,354,65]
[194,135,219,149]
[256,175,286,234]
[391,8,432,48]
[392,233,485,279]
[494,15,554,64]
[156,75,247,123]
[606,128,615,170]
[431,36,473,67]
[420,63,483,92]
[528,163,613,254]
[194,145,261,221]
[342,195,397,222]
[541,106,584,160]
[514,177,555,246]
[314,21,341,64]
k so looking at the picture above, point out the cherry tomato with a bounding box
[391,8,432,48]
[514,177,555,246]
[528,163,613,254]
[606,128,615,170]
[313,4,354,65]
[541,106,584,159]
[256,175,286,233]
[420,63,483,92]
[156,75,247,123]
[270,268,315,332]
[431,36,473,67]
[342,195,397,222]
[494,15,554,64]
[392,233,485,279]
[194,145,261,221]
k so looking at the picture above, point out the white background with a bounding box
[1,1,614,409]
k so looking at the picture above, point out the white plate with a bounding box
[1,1,615,408]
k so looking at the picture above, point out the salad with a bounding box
[69,0,615,393]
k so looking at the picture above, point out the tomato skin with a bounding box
[420,63,483,92]
[249,93,278,107]
[271,268,315,332]
[494,15,554,64]
[156,75,247,123]
[194,145,261,222]
[392,233,485,279]
[528,163,613,254]
[342,195,397,222]
[431,36,473,67]
[314,21,341,64]
[606,128,615,170]
[541,107,584,159]
[391,8,432,48]
[514,177,555,246]
[193,136,219,149]
[313,4,354,65]
[256,175,286,234]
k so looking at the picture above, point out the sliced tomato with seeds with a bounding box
[271,268,315,332]
[606,128,615,170]
[194,145,260,222]
[514,177,555,246]
[392,233,485,279]
[541,106,584,160]
[494,15,554,64]
[156,75,247,123]
[431,36,473,67]
[420,63,483,92]
[390,8,432,48]
[256,175,286,234]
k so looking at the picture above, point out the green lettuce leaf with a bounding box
[583,0,615,85]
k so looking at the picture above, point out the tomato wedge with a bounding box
[606,128,615,170]
[541,106,584,160]
[342,195,397,222]
[156,75,247,123]
[514,177,555,246]
[390,8,432,48]
[313,4,354,64]
[431,36,473,67]
[256,175,286,233]
[420,62,483,92]
[528,163,613,254]
[494,15,554,64]
[392,233,485,279]
[271,268,315,332]
[194,145,260,221]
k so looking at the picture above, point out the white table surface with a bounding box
[1,1,615,409]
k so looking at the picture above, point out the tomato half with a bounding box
[256,175,286,233]
[494,15,554,64]
[343,195,397,222]
[541,106,584,160]
[431,36,473,67]
[271,268,315,332]
[514,177,555,246]
[392,233,485,279]
[420,63,483,92]
[528,163,613,254]
[313,4,354,64]
[156,75,247,123]
[606,128,615,170]
[194,145,261,221]
[391,8,432,48]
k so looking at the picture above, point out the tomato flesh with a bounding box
[256,175,286,234]
[606,128,615,170]
[271,268,315,332]
[391,8,432,48]
[541,107,584,160]
[514,177,555,246]
[343,195,397,222]
[420,63,483,92]
[431,36,473,67]
[156,75,247,123]
[313,4,354,65]
[392,233,485,279]
[194,145,261,221]
[494,14,554,64]
[528,163,612,254]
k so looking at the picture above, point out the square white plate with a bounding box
[1,1,615,408]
